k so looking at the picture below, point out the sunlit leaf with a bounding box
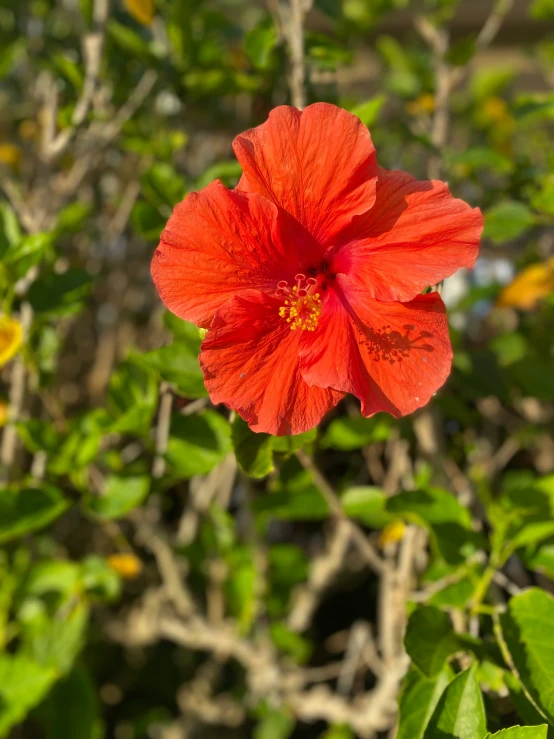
[0,486,69,543]
[0,655,56,738]
[232,416,274,478]
[498,588,554,724]
[423,666,486,739]
[397,665,453,739]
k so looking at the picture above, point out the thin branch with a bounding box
[43,0,110,160]
[152,384,173,479]
[296,450,384,574]
[287,519,351,632]
[279,0,313,109]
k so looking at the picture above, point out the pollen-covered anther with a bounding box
[277,274,321,331]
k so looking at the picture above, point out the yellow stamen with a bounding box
[279,292,321,331]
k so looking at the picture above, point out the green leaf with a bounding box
[196,160,243,190]
[349,95,387,127]
[108,19,153,59]
[20,599,89,675]
[321,415,391,450]
[108,360,158,436]
[424,666,486,739]
[404,606,461,678]
[232,417,274,478]
[498,588,554,724]
[341,486,394,528]
[141,162,185,210]
[449,147,514,175]
[245,17,278,69]
[485,727,548,738]
[224,545,257,632]
[505,672,550,731]
[270,622,312,664]
[446,35,476,66]
[484,201,536,244]
[306,32,352,70]
[25,561,81,598]
[254,708,295,739]
[85,475,150,519]
[510,521,554,551]
[272,429,317,453]
[0,655,56,738]
[166,411,231,478]
[386,488,480,564]
[133,343,207,398]
[163,312,202,347]
[0,202,22,257]
[28,269,93,316]
[397,665,453,739]
[37,664,102,739]
[0,486,69,543]
[81,556,121,601]
[530,175,554,217]
[54,202,92,234]
[531,0,554,19]
[321,727,355,739]
[131,200,166,240]
[514,94,554,122]
[4,232,53,280]
[470,67,515,101]
[509,359,554,402]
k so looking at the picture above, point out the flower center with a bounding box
[276,274,321,332]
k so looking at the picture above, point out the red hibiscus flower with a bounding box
[152,103,483,436]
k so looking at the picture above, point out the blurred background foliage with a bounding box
[1,0,554,737]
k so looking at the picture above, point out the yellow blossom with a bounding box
[107,553,143,579]
[0,401,8,428]
[379,520,406,548]
[124,0,154,26]
[0,144,22,170]
[406,93,436,117]
[0,317,23,368]
[497,257,554,311]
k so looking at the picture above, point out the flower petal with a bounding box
[331,168,483,303]
[300,290,452,417]
[152,181,322,327]
[200,290,344,435]
[233,103,378,245]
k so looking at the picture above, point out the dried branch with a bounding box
[42,0,110,161]
[152,384,173,479]
[287,519,351,632]
[296,449,384,574]
[278,0,313,109]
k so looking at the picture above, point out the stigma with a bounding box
[276,274,321,331]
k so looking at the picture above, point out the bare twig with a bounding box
[296,450,384,574]
[278,0,313,109]
[43,0,110,160]
[287,519,351,632]
[152,384,173,479]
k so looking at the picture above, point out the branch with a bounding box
[287,519,351,632]
[279,0,313,109]
[296,450,384,574]
[43,0,110,160]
